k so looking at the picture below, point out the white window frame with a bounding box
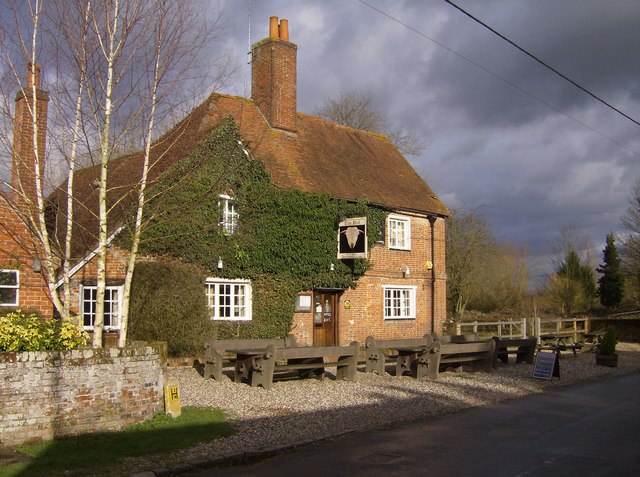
[387,214,411,250]
[0,269,19,306]
[383,285,417,320]
[205,278,252,321]
[219,194,238,235]
[80,285,123,330]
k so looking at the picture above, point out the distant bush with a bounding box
[598,326,617,356]
[0,310,88,351]
[128,260,215,357]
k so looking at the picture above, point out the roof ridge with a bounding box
[296,111,393,143]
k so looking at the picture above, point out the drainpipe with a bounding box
[429,216,437,333]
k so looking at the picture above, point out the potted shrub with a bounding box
[595,326,618,367]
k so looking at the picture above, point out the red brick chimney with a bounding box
[251,16,297,132]
[11,64,49,210]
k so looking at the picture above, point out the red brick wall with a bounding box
[292,214,447,345]
[251,37,298,132]
[0,196,54,317]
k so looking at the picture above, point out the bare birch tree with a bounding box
[1,0,231,347]
[0,0,70,319]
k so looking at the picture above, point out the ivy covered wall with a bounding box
[121,118,387,340]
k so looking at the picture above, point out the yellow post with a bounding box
[164,379,181,418]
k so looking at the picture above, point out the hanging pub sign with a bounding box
[338,217,368,259]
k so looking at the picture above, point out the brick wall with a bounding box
[292,214,447,345]
[0,345,165,446]
[0,196,54,317]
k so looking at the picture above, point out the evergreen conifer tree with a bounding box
[555,249,597,314]
[597,233,623,309]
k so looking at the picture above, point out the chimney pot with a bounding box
[279,19,289,41]
[269,16,279,38]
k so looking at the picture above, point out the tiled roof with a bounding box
[48,93,448,258]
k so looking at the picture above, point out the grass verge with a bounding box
[0,406,233,477]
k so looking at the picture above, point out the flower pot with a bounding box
[595,352,618,368]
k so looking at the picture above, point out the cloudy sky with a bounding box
[207,0,639,282]
[4,0,634,283]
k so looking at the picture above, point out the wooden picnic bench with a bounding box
[428,336,496,379]
[250,342,360,391]
[538,333,583,356]
[204,335,298,382]
[364,334,436,378]
[492,337,537,367]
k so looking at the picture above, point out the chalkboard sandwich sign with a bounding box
[532,350,560,380]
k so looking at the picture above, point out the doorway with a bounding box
[312,291,339,346]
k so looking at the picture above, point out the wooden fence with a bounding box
[453,317,590,343]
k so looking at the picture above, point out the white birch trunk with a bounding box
[118,6,164,347]
[93,0,121,347]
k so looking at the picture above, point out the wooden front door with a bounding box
[313,291,338,346]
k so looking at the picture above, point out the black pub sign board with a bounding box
[338,217,368,260]
[532,350,560,380]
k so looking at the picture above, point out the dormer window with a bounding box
[219,195,238,235]
[387,214,411,250]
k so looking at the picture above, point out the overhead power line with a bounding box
[356,0,638,155]
[443,0,640,127]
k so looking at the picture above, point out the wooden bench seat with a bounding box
[204,335,297,382]
[364,335,436,378]
[492,337,537,367]
[428,337,496,379]
[250,342,360,390]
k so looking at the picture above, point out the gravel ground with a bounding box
[126,343,640,475]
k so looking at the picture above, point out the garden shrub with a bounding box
[0,310,88,351]
[128,260,214,357]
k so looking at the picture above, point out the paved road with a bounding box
[180,374,640,477]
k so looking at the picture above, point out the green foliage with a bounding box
[598,326,617,355]
[0,310,88,352]
[553,249,597,314]
[121,117,386,343]
[597,233,623,309]
[128,260,214,356]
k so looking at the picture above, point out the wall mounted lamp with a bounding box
[401,265,410,278]
[217,256,223,271]
[330,263,335,272]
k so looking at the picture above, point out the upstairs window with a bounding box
[219,195,238,235]
[206,278,252,321]
[0,270,19,306]
[387,214,411,250]
[81,285,122,330]
[383,285,416,320]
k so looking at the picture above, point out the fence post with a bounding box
[535,317,541,345]
[522,318,527,339]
